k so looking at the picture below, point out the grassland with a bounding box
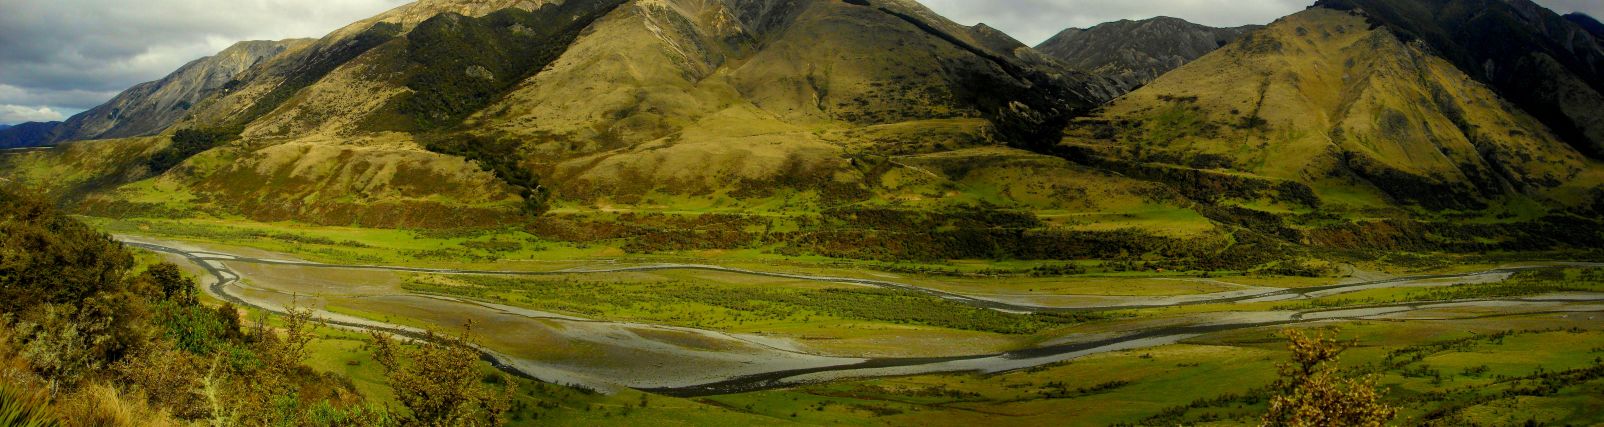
[696,318,1604,426]
[81,214,1289,282]
[126,216,1604,425]
[236,301,789,426]
[401,273,1103,333]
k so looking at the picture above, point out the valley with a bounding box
[119,228,1604,407]
[3,0,1604,425]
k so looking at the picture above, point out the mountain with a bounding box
[1068,6,1597,216]
[1314,0,1604,158]
[5,0,1128,231]
[0,124,10,130]
[48,39,309,143]
[0,121,63,149]
[1568,13,1604,39]
[5,0,1603,261]
[1036,17,1259,94]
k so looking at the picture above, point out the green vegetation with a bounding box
[370,328,511,426]
[401,275,1101,334]
[422,135,550,216]
[1271,268,1604,311]
[145,128,237,174]
[392,1,625,130]
[0,383,57,427]
[2,0,1603,424]
[0,186,517,426]
[696,322,1604,426]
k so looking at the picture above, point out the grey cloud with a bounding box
[0,105,68,123]
[0,0,411,124]
[1539,0,1604,17]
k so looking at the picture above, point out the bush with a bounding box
[370,327,512,426]
[1263,329,1396,426]
[0,189,135,313]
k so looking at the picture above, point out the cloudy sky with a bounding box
[1,0,1601,125]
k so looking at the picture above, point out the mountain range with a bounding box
[1036,17,1258,94]
[3,0,1603,263]
[0,121,64,149]
[1573,12,1604,38]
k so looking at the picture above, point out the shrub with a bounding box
[370,327,512,426]
[1263,329,1396,427]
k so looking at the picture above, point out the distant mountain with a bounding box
[49,39,309,143]
[1036,17,1259,94]
[0,124,10,130]
[5,0,1120,228]
[1315,0,1604,158]
[1568,13,1604,39]
[5,0,1603,258]
[1071,7,1592,212]
[0,121,63,149]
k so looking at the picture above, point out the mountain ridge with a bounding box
[1566,12,1604,39]
[47,39,311,143]
[1068,7,1594,214]
[1036,16,1259,94]
[1314,0,1604,158]
[5,0,1127,229]
[0,121,63,149]
[2,0,1602,262]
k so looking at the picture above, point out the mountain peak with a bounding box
[1037,16,1259,93]
[46,38,309,143]
[1314,0,1604,157]
[1568,12,1604,38]
[1077,7,1588,211]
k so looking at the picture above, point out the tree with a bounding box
[147,128,234,173]
[1263,329,1396,427]
[134,263,196,304]
[369,325,511,427]
[0,188,135,313]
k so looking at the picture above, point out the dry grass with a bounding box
[54,384,181,427]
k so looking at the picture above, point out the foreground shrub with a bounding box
[370,326,512,427]
[1263,329,1396,427]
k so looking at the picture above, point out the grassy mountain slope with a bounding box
[467,0,1118,202]
[1315,0,1604,158]
[1065,7,1604,253]
[1,0,1227,266]
[6,0,1602,265]
[1037,17,1259,93]
[8,0,1118,217]
[0,135,525,229]
[1073,8,1591,212]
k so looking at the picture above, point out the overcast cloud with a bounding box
[0,0,411,124]
[1,0,1600,124]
